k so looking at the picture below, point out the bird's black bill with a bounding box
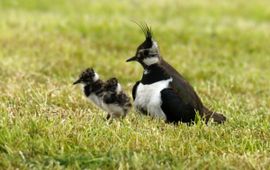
[73,79,81,85]
[126,56,137,62]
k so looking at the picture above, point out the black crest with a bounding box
[133,21,154,49]
[80,68,95,78]
[73,68,96,85]
[134,21,153,40]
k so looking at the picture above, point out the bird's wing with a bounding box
[160,59,204,112]
[132,81,140,100]
[117,93,131,105]
[103,93,117,104]
[160,88,196,123]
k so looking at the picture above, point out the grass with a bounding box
[0,0,270,169]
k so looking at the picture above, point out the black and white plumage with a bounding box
[73,68,131,120]
[102,78,132,119]
[73,68,105,109]
[127,24,226,124]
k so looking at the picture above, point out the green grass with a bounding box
[0,0,270,169]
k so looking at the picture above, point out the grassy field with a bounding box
[0,0,270,169]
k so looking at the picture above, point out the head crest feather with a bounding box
[133,21,153,40]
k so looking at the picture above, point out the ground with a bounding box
[0,0,270,169]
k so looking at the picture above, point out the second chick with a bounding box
[102,78,132,119]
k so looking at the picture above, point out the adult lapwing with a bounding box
[126,24,226,124]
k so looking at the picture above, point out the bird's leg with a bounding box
[106,113,114,124]
[106,113,111,120]
[113,112,123,119]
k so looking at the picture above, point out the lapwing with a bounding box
[102,78,132,119]
[126,24,226,124]
[73,68,131,120]
[73,68,106,112]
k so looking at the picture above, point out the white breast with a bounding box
[88,94,104,109]
[134,78,172,119]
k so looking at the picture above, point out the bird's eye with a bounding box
[143,50,149,56]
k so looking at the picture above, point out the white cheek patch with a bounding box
[80,84,85,91]
[152,41,158,48]
[143,57,159,66]
[93,72,99,82]
[116,83,122,94]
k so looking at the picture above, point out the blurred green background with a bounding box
[0,0,269,169]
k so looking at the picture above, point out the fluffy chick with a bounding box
[102,78,132,119]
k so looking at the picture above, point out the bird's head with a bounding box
[73,68,99,85]
[104,77,121,94]
[126,23,160,68]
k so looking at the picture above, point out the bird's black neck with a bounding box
[141,64,170,84]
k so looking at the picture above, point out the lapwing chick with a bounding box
[73,68,105,110]
[102,78,132,119]
[126,23,226,124]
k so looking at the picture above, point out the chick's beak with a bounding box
[73,79,81,85]
[126,56,137,62]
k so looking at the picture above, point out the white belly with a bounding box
[88,94,124,118]
[88,94,105,109]
[102,103,125,118]
[134,78,172,119]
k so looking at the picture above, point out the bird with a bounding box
[102,77,132,119]
[73,68,105,109]
[126,23,226,124]
[73,68,131,120]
